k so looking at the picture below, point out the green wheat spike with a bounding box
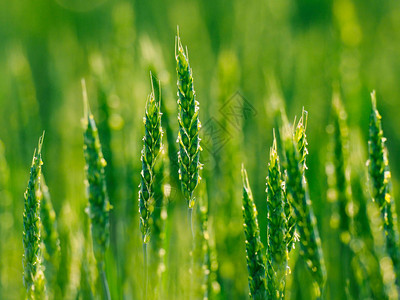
[241,165,267,300]
[283,178,297,254]
[148,72,167,299]
[175,29,202,213]
[349,130,387,299]
[283,111,326,295]
[266,133,288,299]
[368,91,400,285]
[138,73,164,245]
[23,132,47,300]
[40,176,61,294]
[82,80,111,300]
[266,81,297,253]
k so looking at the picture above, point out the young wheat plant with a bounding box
[175,30,202,230]
[266,133,288,299]
[23,132,46,300]
[241,165,267,300]
[82,79,111,300]
[367,91,400,285]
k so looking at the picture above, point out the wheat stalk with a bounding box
[138,73,164,245]
[82,80,111,300]
[267,89,297,253]
[145,72,167,299]
[23,132,46,300]
[241,165,267,300]
[192,193,209,299]
[367,91,400,286]
[283,110,326,295]
[175,30,202,225]
[266,133,288,299]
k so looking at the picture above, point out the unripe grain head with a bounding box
[175,30,202,209]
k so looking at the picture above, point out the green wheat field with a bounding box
[1,0,400,299]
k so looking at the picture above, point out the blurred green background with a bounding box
[1,0,400,299]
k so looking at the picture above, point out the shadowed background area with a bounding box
[1,0,400,299]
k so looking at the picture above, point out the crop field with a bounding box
[1,0,400,299]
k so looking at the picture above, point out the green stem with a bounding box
[99,263,110,300]
[188,207,194,239]
[188,206,194,299]
[143,243,148,299]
